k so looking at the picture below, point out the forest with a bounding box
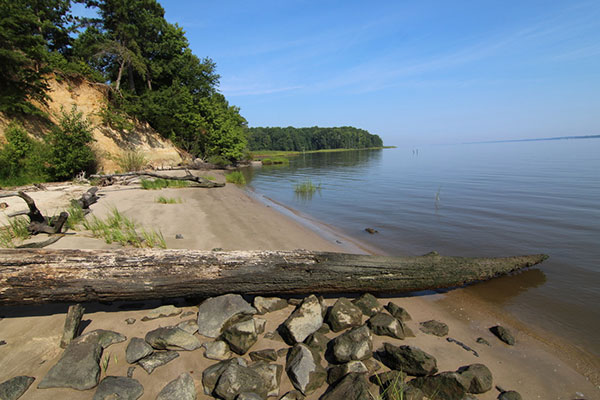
[248,126,383,152]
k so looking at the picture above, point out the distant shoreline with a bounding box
[250,146,396,159]
[462,134,600,145]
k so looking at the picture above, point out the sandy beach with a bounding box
[0,170,598,399]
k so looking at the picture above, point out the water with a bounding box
[243,139,600,356]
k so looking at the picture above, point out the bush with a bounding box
[225,171,246,185]
[115,150,147,172]
[0,123,48,186]
[207,155,230,168]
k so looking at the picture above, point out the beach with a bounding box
[0,171,598,399]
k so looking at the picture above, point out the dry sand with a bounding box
[0,171,598,399]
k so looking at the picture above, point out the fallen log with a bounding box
[90,170,224,188]
[0,249,547,305]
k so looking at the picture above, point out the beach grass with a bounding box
[65,201,86,230]
[0,216,31,247]
[140,178,190,190]
[115,150,147,172]
[156,196,181,204]
[225,171,246,185]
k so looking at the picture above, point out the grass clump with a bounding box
[115,150,147,172]
[261,157,289,166]
[65,201,86,230]
[82,208,166,248]
[0,217,31,247]
[140,178,190,190]
[225,171,246,185]
[156,196,181,204]
[294,180,321,194]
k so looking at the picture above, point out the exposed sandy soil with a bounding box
[0,171,598,399]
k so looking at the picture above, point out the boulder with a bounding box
[326,298,363,332]
[352,294,382,317]
[285,344,326,395]
[141,305,181,321]
[249,361,283,397]
[331,325,373,363]
[304,332,329,353]
[176,319,199,335]
[236,393,264,400]
[197,294,257,338]
[408,372,465,400]
[254,318,267,335]
[279,390,305,400]
[156,372,196,400]
[384,302,412,322]
[137,351,179,374]
[93,376,143,400]
[476,337,491,346]
[456,364,493,394]
[419,320,449,337]
[498,390,523,400]
[202,358,247,396]
[321,373,372,400]
[249,349,278,362]
[327,361,368,385]
[0,376,35,400]
[253,296,288,314]
[490,325,515,345]
[367,312,413,339]
[214,363,269,400]
[380,343,437,377]
[369,370,406,387]
[145,327,202,351]
[126,338,154,364]
[221,316,259,355]
[279,295,324,344]
[203,341,232,361]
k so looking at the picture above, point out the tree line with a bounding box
[248,126,384,152]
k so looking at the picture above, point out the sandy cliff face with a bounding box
[0,75,184,173]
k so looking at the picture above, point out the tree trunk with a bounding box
[0,249,548,305]
[115,59,125,91]
[90,171,224,188]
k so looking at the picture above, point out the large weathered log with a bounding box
[90,170,224,188]
[0,249,547,305]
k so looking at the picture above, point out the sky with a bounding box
[84,1,600,145]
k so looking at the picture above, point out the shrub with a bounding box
[207,155,230,168]
[115,150,147,172]
[225,171,246,185]
[0,123,48,186]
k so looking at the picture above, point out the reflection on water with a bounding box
[465,268,547,305]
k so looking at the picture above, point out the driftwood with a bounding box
[90,170,224,188]
[60,304,85,348]
[0,249,548,305]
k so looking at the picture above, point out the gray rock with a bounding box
[249,349,278,362]
[127,367,136,378]
[304,331,329,353]
[331,325,373,363]
[254,318,267,335]
[236,393,264,400]
[175,234,184,239]
[363,358,381,373]
[326,298,363,332]
[214,363,269,400]
[381,343,437,377]
[254,296,288,314]
[137,351,179,374]
[0,376,35,400]
[221,316,259,355]
[125,318,136,325]
[409,372,466,400]
[38,330,125,390]
[156,372,196,400]
[202,358,247,395]
[327,361,368,385]
[278,390,304,400]
[126,338,154,364]
[288,298,303,306]
[203,341,232,360]
[93,376,143,400]
[490,325,515,345]
[264,330,284,342]
[419,320,449,337]
[176,319,199,335]
[285,344,326,395]
[352,294,382,317]
[145,327,202,351]
[249,361,283,397]
[476,337,491,346]
[197,294,257,338]
[317,323,331,334]
[384,302,412,322]
[368,312,413,339]
[280,295,324,344]
[321,373,372,400]
[498,390,523,400]
[369,370,406,387]
[456,363,493,394]
[141,305,181,321]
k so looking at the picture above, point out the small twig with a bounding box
[446,337,479,357]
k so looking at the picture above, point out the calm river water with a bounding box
[243,138,600,357]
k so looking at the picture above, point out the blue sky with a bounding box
[85,1,600,145]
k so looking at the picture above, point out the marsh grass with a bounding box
[0,217,31,247]
[261,157,289,165]
[225,171,246,185]
[141,178,190,190]
[156,196,181,204]
[294,180,321,194]
[115,150,147,172]
[370,372,407,400]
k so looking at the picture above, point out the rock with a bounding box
[254,296,288,314]
[175,234,184,239]
[137,351,179,374]
[352,294,382,317]
[327,361,368,385]
[384,302,412,322]
[221,316,259,355]
[203,341,232,360]
[476,337,490,346]
[304,331,329,353]
[93,376,143,400]
[197,294,257,338]
[380,343,437,377]
[279,295,324,344]
[456,363,493,394]
[214,363,269,400]
[127,367,136,378]
[249,361,283,397]
[0,376,35,400]
[236,393,264,400]
[176,319,199,335]
[202,358,247,395]
[126,337,154,364]
[249,349,278,362]
[326,298,363,332]
[368,312,413,339]
[264,330,284,342]
[38,330,126,390]
[363,359,381,373]
[317,323,331,334]
[498,390,523,400]
[145,327,202,351]
[141,305,181,321]
[277,348,288,358]
[490,326,515,345]
[369,370,406,387]
[365,228,378,234]
[279,390,304,400]
[0,340,6,346]
[322,373,372,400]
[331,325,373,363]
[125,318,136,325]
[409,372,466,400]
[288,298,303,306]
[419,320,449,337]
[180,310,196,318]
[60,303,85,349]
[254,318,267,335]
[285,344,327,395]
[156,372,196,400]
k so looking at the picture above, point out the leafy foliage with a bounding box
[0,123,48,186]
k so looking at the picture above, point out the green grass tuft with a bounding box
[0,216,31,247]
[261,157,289,166]
[225,171,246,185]
[115,150,147,172]
[294,180,321,194]
[65,201,86,230]
[140,178,190,190]
[156,196,181,204]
